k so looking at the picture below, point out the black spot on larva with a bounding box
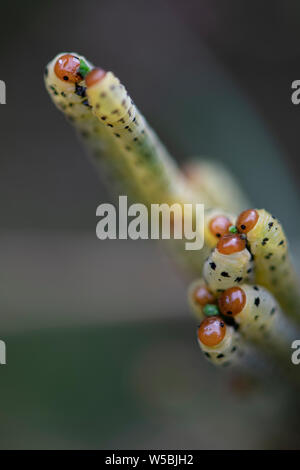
[68,103,73,107]
[268,222,274,229]
[221,271,230,278]
[220,321,225,328]
[254,315,259,320]
[75,84,86,98]
[234,277,243,283]
[204,352,211,358]
[61,92,66,97]
[253,286,259,291]
[217,289,225,293]
[209,262,216,270]
[231,346,237,353]
[217,354,224,359]
[95,103,100,109]
[254,297,260,307]
[270,307,276,315]
[133,137,138,142]
[269,266,276,271]
[278,240,284,246]
[264,253,273,260]
[247,268,252,274]
[250,253,255,261]
[63,76,68,81]
[107,123,113,128]
[241,224,246,230]
[114,133,120,138]
[227,311,232,315]
[101,116,107,121]
[262,238,269,246]
[125,146,131,151]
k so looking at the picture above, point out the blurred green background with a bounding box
[0,0,299,449]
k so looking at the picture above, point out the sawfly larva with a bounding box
[236,209,300,322]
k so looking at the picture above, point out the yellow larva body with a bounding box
[246,209,300,322]
[230,284,298,351]
[203,247,254,295]
[184,159,250,214]
[198,324,246,368]
[44,53,139,199]
[85,70,208,207]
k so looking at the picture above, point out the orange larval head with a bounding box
[217,234,246,255]
[236,209,259,234]
[86,68,107,87]
[218,287,246,317]
[193,284,215,306]
[54,54,82,83]
[209,215,232,239]
[198,316,226,347]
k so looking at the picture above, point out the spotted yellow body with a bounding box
[246,209,300,322]
[203,246,254,294]
[198,321,248,368]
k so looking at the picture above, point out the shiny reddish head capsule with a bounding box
[54,54,82,83]
[218,287,246,317]
[236,209,259,234]
[193,284,215,306]
[209,215,232,239]
[198,316,226,347]
[217,234,246,255]
[86,68,106,87]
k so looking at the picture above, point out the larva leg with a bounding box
[203,234,254,294]
[237,209,300,322]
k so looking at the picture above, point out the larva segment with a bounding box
[85,68,204,207]
[188,279,216,320]
[203,234,254,295]
[197,316,245,367]
[237,209,300,322]
[219,284,300,366]
[44,53,139,199]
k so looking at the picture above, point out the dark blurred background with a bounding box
[0,0,299,449]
